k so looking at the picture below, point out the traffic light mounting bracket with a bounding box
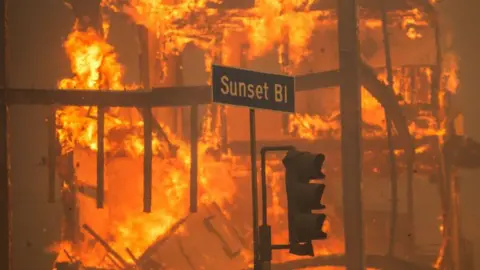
[257,145,327,267]
[258,146,296,265]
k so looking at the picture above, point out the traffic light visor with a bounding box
[283,150,326,179]
[293,213,328,242]
[293,183,326,211]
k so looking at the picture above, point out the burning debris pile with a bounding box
[48,0,458,269]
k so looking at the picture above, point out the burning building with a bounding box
[0,0,470,269]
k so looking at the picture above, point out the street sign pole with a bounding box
[338,0,366,269]
[250,108,260,270]
[210,64,295,270]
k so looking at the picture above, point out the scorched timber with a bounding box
[256,254,436,270]
[228,136,436,156]
[308,0,434,12]
[0,86,212,107]
[2,65,413,151]
[2,64,414,154]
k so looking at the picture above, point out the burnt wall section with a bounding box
[8,0,71,269]
[440,0,480,269]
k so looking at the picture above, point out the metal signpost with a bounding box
[211,64,295,269]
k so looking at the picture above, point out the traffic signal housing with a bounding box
[282,149,327,256]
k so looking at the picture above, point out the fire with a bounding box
[49,0,452,268]
[58,26,123,91]
[288,68,448,142]
[52,22,240,267]
[242,0,324,65]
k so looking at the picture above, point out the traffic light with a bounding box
[282,149,327,256]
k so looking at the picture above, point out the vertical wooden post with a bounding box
[173,54,183,135]
[96,106,105,208]
[48,106,57,203]
[379,0,399,256]
[280,29,290,134]
[0,0,10,268]
[189,105,198,213]
[211,33,223,137]
[433,15,462,270]
[137,25,153,213]
[63,152,78,243]
[338,0,365,269]
[143,106,152,213]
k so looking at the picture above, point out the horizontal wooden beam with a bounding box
[228,136,436,156]
[0,70,336,106]
[0,86,212,107]
[208,0,435,12]
[0,63,433,107]
[259,254,435,270]
[310,0,434,12]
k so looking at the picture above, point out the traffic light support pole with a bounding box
[258,145,296,267]
[260,146,296,225]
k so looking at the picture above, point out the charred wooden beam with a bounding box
[137,25,179,155]
[172,54,183,135]
[280,31,290,134]
[78,183,106,200]
[125,248,139,265]
[96,106,105,208]
[190,105,198,213]
[59,152,79,243]
[228,136,436,156]
[82,224,130,268]
[1,65,415,162]
[48,106,57,203]
[206,0,255,9]
[338,0,366,266]
[380,0,401,256]
[0,0,10,269]
[359,61,415,160]
[206,0,434,12]
[262,254,435,270]
[310,0,435,12]
[137,216,189,266]
[1,65,419,106]
[210,32,223,142]
[295,69,339,92]
[0,87,212,107]
[143,106,152,213]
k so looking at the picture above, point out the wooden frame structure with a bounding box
[2,0,464,269]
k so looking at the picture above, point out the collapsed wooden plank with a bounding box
[261,254,435,270]
[82,224,130,268]
[138,203,251,270]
